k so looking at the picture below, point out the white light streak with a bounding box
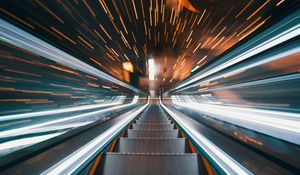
[0,19,143,93]
[0,96,126,122]
[191,66,200,72]
[171,95,300,145]
[173,13,300,91]
[0,97,139,139]
[42,100,149,175]
[160,99,252,175]
[0,132,65,156]
[148,58,155,81]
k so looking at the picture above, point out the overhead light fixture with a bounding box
[148,59,155,81]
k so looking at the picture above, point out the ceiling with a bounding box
[0,0,296,92]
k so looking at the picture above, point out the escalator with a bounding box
[86,101,215,175]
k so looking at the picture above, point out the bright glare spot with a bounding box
[148,59,155,81]
[122,62,134,72]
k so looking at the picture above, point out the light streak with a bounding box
[197,55,207,64]
[42,100,149,175]
[50,27,76,44]
[148,58,155,81]
[99,24,112,40]
[160,100,252,175]
[83,0,96,17]
[0,96,126,122]
[211,36,225,49]
[236,16,261,37]
[191,65,200,72]
[247,0,270,21]
[0,132,65,156]
[35,0,64,24]
[239,20,266,41]
[171,95,300,145]
[0,19,143,93]
[78,35,94,49]
[235,0,254,18]
[0,96,139,139]
[173,11,300,90]
[0,8,35,29]
[276,0,285,6]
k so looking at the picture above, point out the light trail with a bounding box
[42,98,149,175]
[0,19,143,93]
[0,96,139,139]
[171,95,300,145]
[0,96,126,122]
[172,10,300,91]
[160,99,253,175]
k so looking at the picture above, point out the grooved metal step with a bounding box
[101,153,200,175]
[140,116,167,119]
[116,138,187,153]
[135,123,171,125]
[132,123,174,130]
[136,119,171,124]
[97,104,203,175]
[138,118,169,121]
[136,121,171,125]
[127,129,179,138]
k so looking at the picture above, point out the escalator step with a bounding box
[140,116,167,119]
[95,104,203,175]
[137,119,171,123]
[135,123,171,125]
[116,138,187,153]
[101,153,200,175]
[132,123,174,130]
[138,118,169,120]
[136,121,171,125]
[127,129,179,138]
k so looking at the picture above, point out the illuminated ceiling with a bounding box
[0,0,296,91]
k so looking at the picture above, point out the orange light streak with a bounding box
[247,0,270,21]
